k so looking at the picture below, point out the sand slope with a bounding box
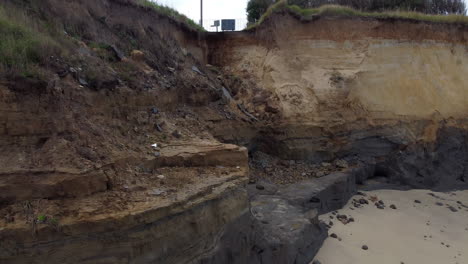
[314,189,468,264]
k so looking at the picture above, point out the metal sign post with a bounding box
[200,0,203,28]
[211,20,220,32]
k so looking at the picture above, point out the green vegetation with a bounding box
[248,1,468,29]
[0,6,62,76]
[288,0,466,14]
[247,0,276,24]
[137,0,205,31]
[37,214,46,222]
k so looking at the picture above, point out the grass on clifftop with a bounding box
[249,1,468,29]
[137,0,205,32]
[0,6,63,77]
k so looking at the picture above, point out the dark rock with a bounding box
[172,130,182,138]
[447,206,458,212]
[414,200,421,204]
[312,260,322,264]
[330,233,338,238]
[110,44,125,61]
[375,203,385,209]
[310,197,321,203]
[191,65,205,76]
[336,159,349,168]
[78,77,88,86]
[359,198,369,204]
[436,202,444,206]
[255,184,265,190]
[155,123,163,132]
[247,195,327,264]
[150,107,159,114]
[337,215,347,220]
[362,245,369,250]
[221,87,233,102]
[390,204,397,209]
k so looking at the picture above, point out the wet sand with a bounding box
[313,189,468,264]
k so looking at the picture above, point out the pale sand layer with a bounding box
[314,189,468,264]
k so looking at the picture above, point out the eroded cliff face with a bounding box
[209,15,468,122]
[1,3,468,263]
[208,14,468,164]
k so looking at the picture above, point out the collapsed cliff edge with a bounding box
[0,1,467,263]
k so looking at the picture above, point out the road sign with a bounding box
[221,19,235,31]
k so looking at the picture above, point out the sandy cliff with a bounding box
[1,2,468,263]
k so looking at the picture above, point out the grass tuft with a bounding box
[249,2,468,29]
[0,6,63,76]
[137,0,205,32]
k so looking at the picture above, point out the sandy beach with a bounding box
[313,189,468,264]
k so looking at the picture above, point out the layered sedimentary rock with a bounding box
[207,14,468,190]
[1,2,468,263]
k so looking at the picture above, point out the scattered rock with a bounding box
[330,233,338,239]
[78,77,88,86]
[337,214,347,220]
[359,198,369,205]
[149,189,165,196]
[172,130,182,138]
[336,159,349,168]
[414,200,422,203]
[362,245,369,250]
[155,123,164,132]
[221,87,233,102]
[110,44,125,60]
[130,50,145,61]
[191,65,205,76]
[436,202,444,206]
[316,171,326,178]
[256,184,265,190]
[150,107,159,114]
[447,206,458,212]
[157,175,165,180]
[375,202,385,209]
[390,204,397,209]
